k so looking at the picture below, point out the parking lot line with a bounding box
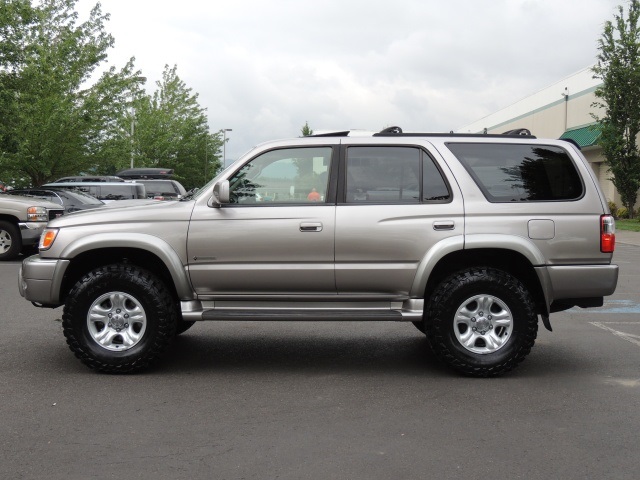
[590,321,640,348]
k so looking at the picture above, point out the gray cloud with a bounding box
[78,0,618,160]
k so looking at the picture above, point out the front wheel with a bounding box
[62,264,178,373]
[0,221,22,261]
[424,267,538,377]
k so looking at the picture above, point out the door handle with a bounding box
[300,222,323,232]
[433,221,455,231]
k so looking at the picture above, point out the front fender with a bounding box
[58,232,194,300]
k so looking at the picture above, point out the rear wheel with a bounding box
[424,267,538,377]
[0,221,21,261]
[62,264,178,373]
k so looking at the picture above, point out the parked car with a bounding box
[134,179,187,200]
[19,127,618,376]
[0,193,63,260]
[111,167,186,200]
[54,175,125,183]
[42,182,146,203]
[5,188,105,214]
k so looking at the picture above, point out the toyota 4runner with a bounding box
[18,128,619,376]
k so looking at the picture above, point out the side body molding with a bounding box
[59,233,194,300]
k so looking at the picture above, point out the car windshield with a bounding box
[59,189,104,205]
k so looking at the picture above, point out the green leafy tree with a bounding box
[592,0,640,218]
[301,121,313,136]
[131,65,222,190]
[0,0,140,186]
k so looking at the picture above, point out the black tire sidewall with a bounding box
[63,264,176,371]
[426,268,537,375]
[0,221,22,261]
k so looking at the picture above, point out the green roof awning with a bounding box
[560,124,602,148]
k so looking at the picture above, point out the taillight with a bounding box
[601,214,615,253]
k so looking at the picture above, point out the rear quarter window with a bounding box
[446,143,583,202]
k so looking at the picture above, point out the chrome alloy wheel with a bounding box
[87,291,147,351]
[454,294,513,354]
[0,229,12,254]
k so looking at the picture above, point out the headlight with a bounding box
[27,206,48,222]
[39,228,59,250]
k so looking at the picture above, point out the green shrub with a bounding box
[608,201,618,214]
[617,207,629,219]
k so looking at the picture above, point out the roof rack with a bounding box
[308,131,351,137]
[373,126,536,139]
[308,126,537,139]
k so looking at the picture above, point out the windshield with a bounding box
[60,189,104,205]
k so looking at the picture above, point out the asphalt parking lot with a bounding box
[1,237,639,480]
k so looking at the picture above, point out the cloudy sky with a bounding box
[76,0,620,161]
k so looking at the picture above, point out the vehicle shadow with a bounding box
[158,324,451,377]
[150,323,581,378]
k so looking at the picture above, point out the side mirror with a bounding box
[211,180,230,207]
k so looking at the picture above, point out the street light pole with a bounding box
[222,128,232,167]
[130,76,147,169]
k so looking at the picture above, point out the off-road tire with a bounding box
[0,220,22,261]
[424,267,538,377]
[62,264,178,373]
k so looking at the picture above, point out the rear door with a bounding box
[335,142,464,296]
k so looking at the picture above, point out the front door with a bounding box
[188,146,336,296]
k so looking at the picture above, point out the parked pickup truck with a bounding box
[0,194,64,261]
[18,127,619,376]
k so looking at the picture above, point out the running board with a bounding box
[181,300,423,322]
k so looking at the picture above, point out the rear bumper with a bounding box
[547,264,619,299]
[18,255,69,307]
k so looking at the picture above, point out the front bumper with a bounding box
[18,221,48,246]
[18,255,69,307]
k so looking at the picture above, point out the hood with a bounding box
[0,193,62,210]
[47,197,195,228]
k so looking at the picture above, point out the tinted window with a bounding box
[423,156,451,201]
[229,147,332,204]
[345,147,450,203]
[346,147,420,203]
[447,143,583,202]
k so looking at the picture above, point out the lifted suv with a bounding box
[18,128,618,376]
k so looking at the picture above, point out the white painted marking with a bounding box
[590,322,640,348]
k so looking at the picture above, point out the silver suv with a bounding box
[18,129,619,376]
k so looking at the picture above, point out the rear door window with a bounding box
[447,143,583,202]
[344,146,450,203]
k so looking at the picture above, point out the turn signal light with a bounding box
[39,228,59,250]
[600,215,615,253]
